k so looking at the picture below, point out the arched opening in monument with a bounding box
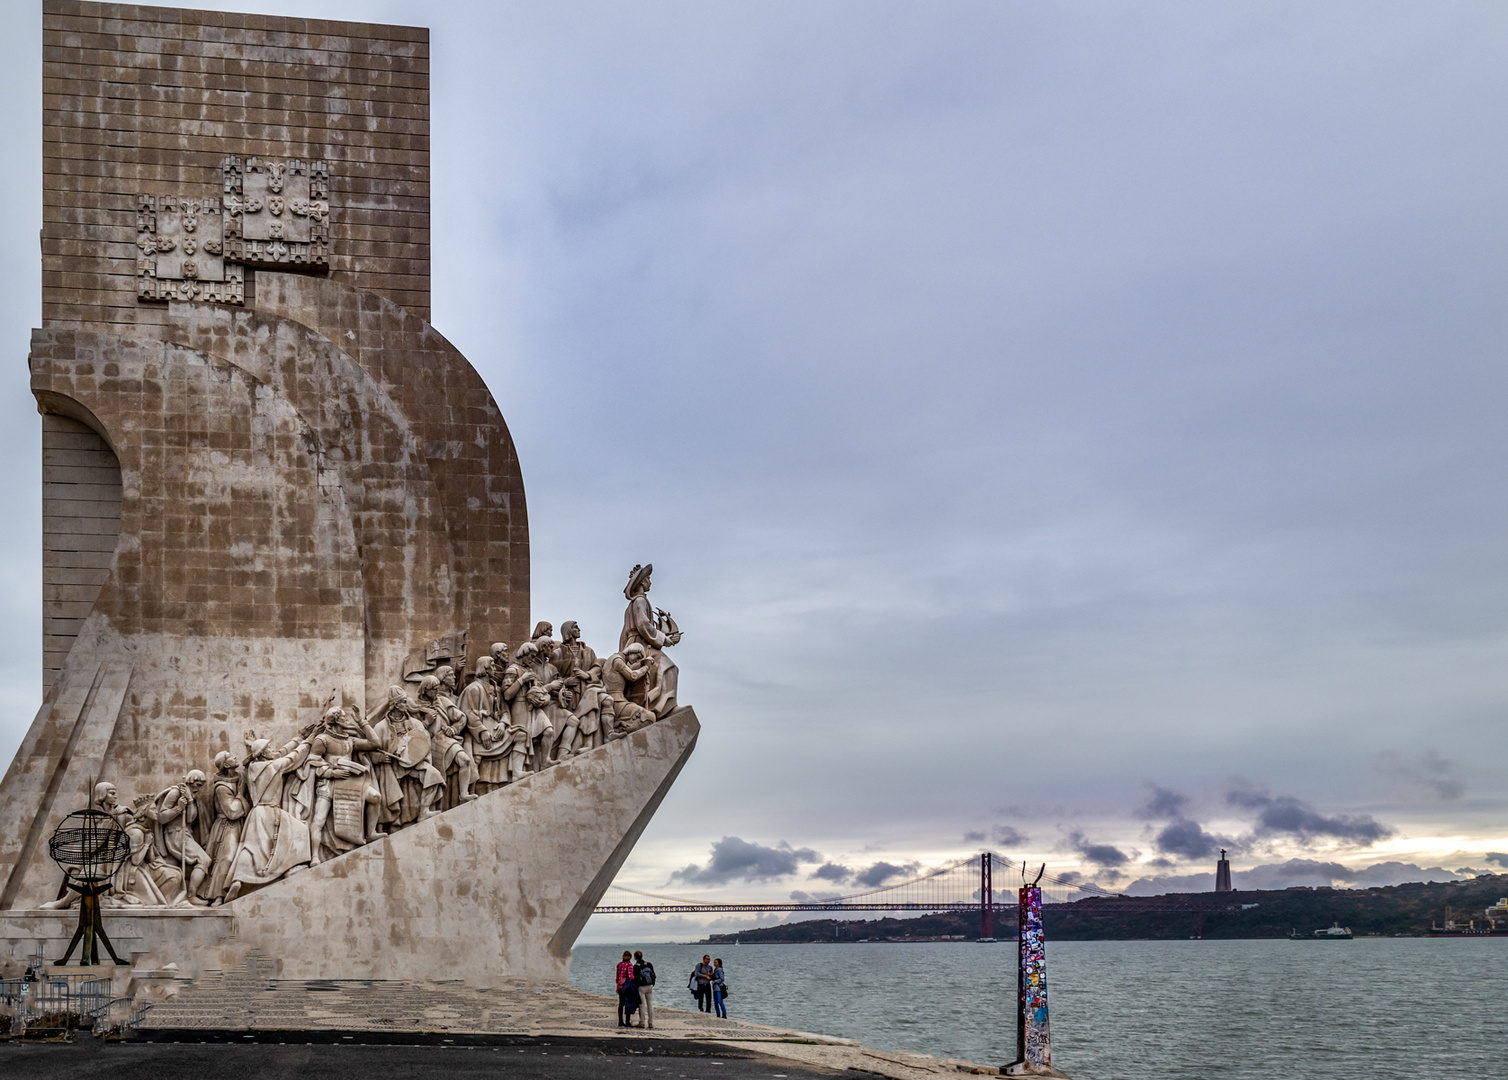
[40,411,122,693]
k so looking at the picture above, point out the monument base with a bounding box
[0,709,699,988]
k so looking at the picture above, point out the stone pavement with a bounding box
[130,956,1021,1079]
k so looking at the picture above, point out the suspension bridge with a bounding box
[594,853,1100,937]
[595,851,1228,937]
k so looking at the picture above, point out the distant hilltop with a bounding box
[703,873,1508,942]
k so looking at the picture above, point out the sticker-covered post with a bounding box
[1005,873,1052,1075]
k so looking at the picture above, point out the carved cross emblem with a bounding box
[135,155,331,304]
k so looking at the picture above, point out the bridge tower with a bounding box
[979,852,995,941]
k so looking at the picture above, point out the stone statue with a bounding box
[200,751,247,902]
[508,642,559,772]
[487,641,509,681]
[549,621,601,760]
[223,733,313,902]
[620,563,681,717]
[92,781,131,827]
[416,672,478,808]
[605,642,657,734]
[153,770,212,905]
[306,705,384,862]
[460,656,504,794]
[368,685,445,829]
[116,799,171,907]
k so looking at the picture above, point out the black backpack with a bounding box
[636,961,656,987]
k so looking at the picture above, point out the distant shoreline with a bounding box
[691,873,1508,943]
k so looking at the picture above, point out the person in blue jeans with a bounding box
[691,955,714,1012]
[711,957,728,1017]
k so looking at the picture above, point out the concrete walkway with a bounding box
[125,957,1026,1079]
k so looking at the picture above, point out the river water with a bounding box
[571,939,1507,1079]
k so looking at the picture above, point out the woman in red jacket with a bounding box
[616,950,637,1027]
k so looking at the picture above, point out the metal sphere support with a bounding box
[46,809,131,967]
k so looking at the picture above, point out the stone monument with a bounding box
[0,1,698,986]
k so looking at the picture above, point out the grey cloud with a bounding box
[1486,853,1508,868]
[1370,749,1466,802]
[1154,818,1224,861]
[1345,861,1466,888]
[1068,830,1130,868]
[992,825,1029,848]
[1140,784,1189,820]
[1139,784,1227,861]
[963,825,1028,847]
[810,862,853,883]
[1123,858,1469,894]
[669,837,821,886]
[853,861,921,888]
[789,890,842,903]
[1227,787,1393,846]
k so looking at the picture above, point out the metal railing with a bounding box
[0,972,113,1039]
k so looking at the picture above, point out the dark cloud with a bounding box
[853,861,922,888]
[992,825,1028,848]
[1140,784,1189,820]
[1227,787,1393,845]
[810,862,853,883]
[1486,854,1508,868]
[1154,818,1224,861]
[1068,830,1130,868]
[669,837,820,886]
[1139,784,1227,861]
[961,825,1029,848]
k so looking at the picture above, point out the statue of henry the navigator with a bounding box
[620,563,682,718]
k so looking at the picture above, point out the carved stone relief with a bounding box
[222,156,331,268]
[135,155,331,305]
[136,194,244,304]
[68,566,683,909]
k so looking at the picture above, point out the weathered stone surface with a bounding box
[2,1,689,994]
[42,413,122,691]
[42,0,433,326]
[0,710,699,983]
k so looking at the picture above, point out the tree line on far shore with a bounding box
[701,873,1508,942]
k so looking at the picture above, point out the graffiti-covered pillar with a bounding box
[1005,883,1052,1075]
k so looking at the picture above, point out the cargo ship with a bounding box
[1428,898,1508,936]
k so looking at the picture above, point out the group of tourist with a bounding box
[50,564,684,908]
[612,951,730,1026]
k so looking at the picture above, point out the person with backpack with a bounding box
[689,954,715,1012]
[633,950,656,1029]
[711,957,728,1018]
[616,950,638,1027]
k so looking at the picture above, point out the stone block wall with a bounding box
[42,413,122,692]
[42,0,431,329]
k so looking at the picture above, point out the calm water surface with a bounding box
[571,939,1507,1080]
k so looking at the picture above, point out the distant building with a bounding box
[1215,849,1233,892]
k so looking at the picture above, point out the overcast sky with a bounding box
[1,1,1506,941]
